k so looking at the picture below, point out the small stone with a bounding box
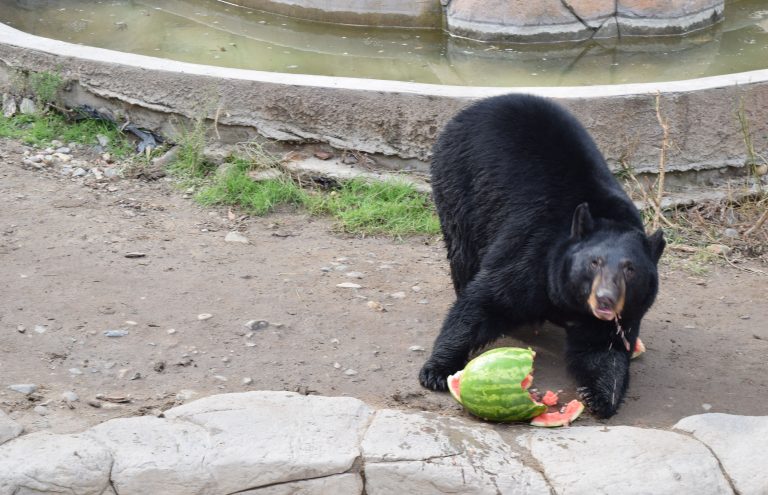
[320,266,332,272]
[225,231,249,244]
[130,372,142,380]
[124,252,146,258]
[16,325,26,333]
[367,300,386,312]
[333,265,349,272]
[346,271,365,279]
[740,315,751,320]
[2,93,17,117]
[55,146,70,154]
[390,291,406,299]
[33,405,49,416]
[344,369,358,376]
[706,244,731,256]
[9,384,37,395]
[197,313,213,321]
[62,391,79,402]
[702,403,712,411]
[68,368,83,375]
[91,167,104,179]
[167,328,177,334]
[370,364,383,371]
[333,362,342,369]
[213,375,228,382]
[72,167,87,177]
[244,320,269,330]
[221,357,231,363]
[176,389,198,401]
[125,320,138,326]
[27,155,43,163]
[242,377,253,385]
[87,399,102,408]
[314,151,333,160]
[330,338,340,345]
[723,228,739,238]
[19,97,36,115]
[409,345,426,352]
[51,140,64,147]
[336,282,362,289]
[153,361,166,372]
[411,286,422,292]
[33,324,47,334]
[96,134,110,147]
[104,329,129,337]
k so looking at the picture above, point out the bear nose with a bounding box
[596,295,615,310]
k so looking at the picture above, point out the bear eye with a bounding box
[623,263,635,277]
[590,258,601,270]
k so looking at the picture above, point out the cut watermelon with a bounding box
[530,399,585,427]
[631,337,646,359]
[541,390,559,407]
[445,347,546,422]
[447,370,463,403]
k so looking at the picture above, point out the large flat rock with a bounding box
[362,409,549,494]
[0,431,113,495]
[163,391,372,494]
[0,410,22,446]
[675,413,768,495]
[237,473,363,494]
[518,426,733,494]
[85,416,214,495]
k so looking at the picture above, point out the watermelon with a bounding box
[530,399,585,427]
[446,347,547,422]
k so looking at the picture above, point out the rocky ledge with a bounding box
[1,391,766,494]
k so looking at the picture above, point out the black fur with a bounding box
[420,94,665,419]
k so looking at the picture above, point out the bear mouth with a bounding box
[591,307,616,321]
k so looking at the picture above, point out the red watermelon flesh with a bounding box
[530,399,585,427]
[541,390,559,407]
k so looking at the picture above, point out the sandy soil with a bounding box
[1,137,767,434]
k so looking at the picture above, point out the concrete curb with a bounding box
[1,391,766,494]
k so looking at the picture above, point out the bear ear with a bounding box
[648,228,666,263]
[570,202,594,240]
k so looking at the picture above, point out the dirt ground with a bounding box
[1,137,767,435]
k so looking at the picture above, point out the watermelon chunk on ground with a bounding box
[530,399,585,427]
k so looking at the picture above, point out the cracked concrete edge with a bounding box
[3,392,763,495]
[1,21,767,177]
[445,0,724,42]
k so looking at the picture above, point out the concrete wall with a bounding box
[1,23,766,176]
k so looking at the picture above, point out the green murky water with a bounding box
[1,0,767,86]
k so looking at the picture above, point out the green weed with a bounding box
[196,158,306,215]
[167,116,213,178]
[28,71,64,106]
[307,178,440,236]
[0,112,132,156]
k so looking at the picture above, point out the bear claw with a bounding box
[419,362,451,392]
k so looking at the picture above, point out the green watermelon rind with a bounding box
[451,347,547,422]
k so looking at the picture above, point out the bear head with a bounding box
[558,203,665,322]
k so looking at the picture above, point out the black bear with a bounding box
[419,94,665,418]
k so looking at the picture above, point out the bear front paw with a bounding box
[419,360,452,391]
[577,386,621,419]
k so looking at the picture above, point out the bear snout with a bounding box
[588,272,626,320]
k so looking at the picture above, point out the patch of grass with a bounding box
[0,112,132,156]
[167,116,213,178]
[28,71,64,106]
[307,178,441,236]
[196,158,306,215]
